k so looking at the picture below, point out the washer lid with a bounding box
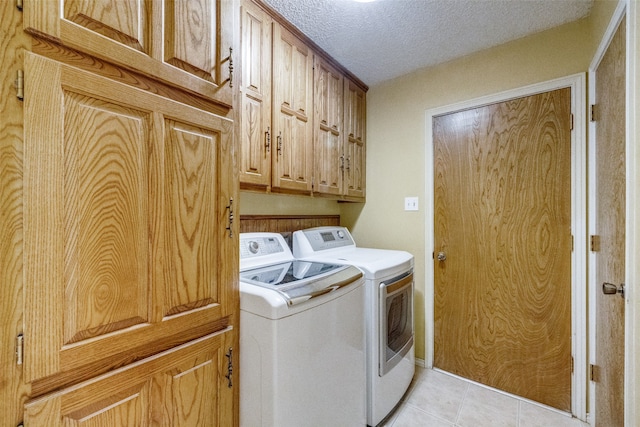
[240,261,363,306]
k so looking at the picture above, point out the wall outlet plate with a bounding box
[404,197,418,211]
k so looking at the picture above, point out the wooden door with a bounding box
[23,330,235,426]
[313,56,343,197]
[239,1,272,189]
[433,88,573,411]
[593,16,626,427]
[23,53,236,394]
[23,0,235,106]
[343,78,366,200]
[271,23,313,194]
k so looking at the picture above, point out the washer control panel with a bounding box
[240,234,286,259]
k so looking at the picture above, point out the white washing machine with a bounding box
[239,232,366,427]
[293,226,415,427]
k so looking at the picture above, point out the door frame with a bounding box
[627,2,640,425]
[424,73,587,419]
[590,1,640,425]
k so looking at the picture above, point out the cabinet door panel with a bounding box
[24,53,236,388]
[163,121,219,316]
[164,0,216,83]
[24,330,233,427]
[24,0,234,106]
[239,2,272,188]
[314,57,343,196]
[272,24,312,193]
[63,0,147,52]
[343,79,366,200]
[63,92,150,345]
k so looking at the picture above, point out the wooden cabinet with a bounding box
[0,1,239,425]
[23,0,235,107]
[22,51,238,426]
[239,0,366,201]
[271,22,314,193]
[239,1,272,188]
[313,56,344,197]
[23,53,236,393]
[24,331,234,426]
[343,78,366,200]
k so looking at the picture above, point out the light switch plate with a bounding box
[404,197,418,211]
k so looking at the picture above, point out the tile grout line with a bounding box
[454,381,471,426]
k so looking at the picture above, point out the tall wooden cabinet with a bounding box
[239,0,367,201]
[2,1,239,426]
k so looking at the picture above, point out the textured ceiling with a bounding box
[263,0,594,86]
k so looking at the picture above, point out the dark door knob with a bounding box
[602,282,625,298]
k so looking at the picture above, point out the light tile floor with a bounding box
[380,367,589,427]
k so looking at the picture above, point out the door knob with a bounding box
[602,282,625,298]
[437,251,447,261]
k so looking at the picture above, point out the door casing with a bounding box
[424,73,587,419]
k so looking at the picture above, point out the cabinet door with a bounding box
[313,56,343,197]
[343,79,366,200]
[23,0,235,107]
[23,53,237,392]
[24,330,235,426]
[271,23,313,194]
[239,1,272,189]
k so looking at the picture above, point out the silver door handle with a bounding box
[602,282,625,298]
[437,251,447,261]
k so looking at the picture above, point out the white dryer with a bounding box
[293,226,415,427]
[239,232,366,427]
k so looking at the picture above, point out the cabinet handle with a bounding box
[225,348,233,388]
[340,155,345,171]
[228,47,234,88]
[225,198,234,238]
[265,127,271,153]
[345,157,351,171]
[277,132,282,155]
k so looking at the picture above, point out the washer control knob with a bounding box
[248,240,259,254]
[337,230,345,239]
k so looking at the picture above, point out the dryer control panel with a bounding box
[294,226,356,253]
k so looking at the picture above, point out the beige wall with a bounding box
[240,191,341,215]
[342,1,617,362]
[239,1,618,363]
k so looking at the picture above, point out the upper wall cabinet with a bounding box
[239,0,367,201]
[271,22,314,194]
[313,56,344,197]
[239,1,272,189]
[343,78,366,200]
[23,0,235,107]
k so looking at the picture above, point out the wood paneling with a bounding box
[433,88,573,410]
[594,16,626,427]
[240,215,339,245]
